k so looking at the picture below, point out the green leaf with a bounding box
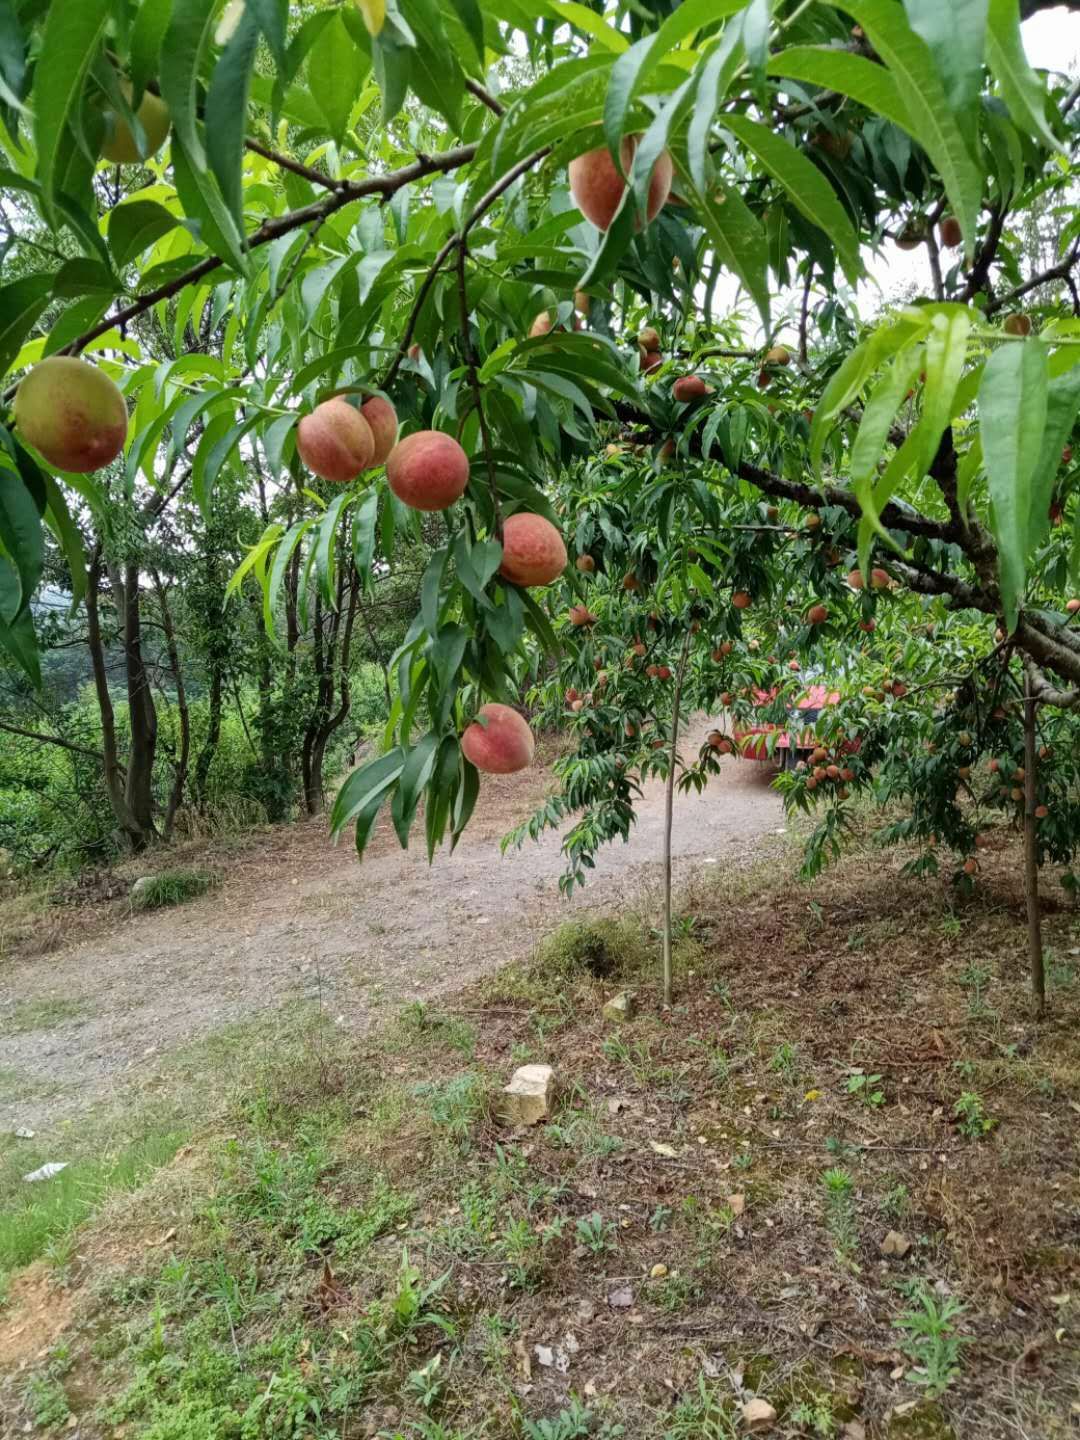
[0,0,26,107]
[0,557,39,685]
[315,489,354,608]
[1028,361,1080,558]
[767,47,911,132]
[837,0,984,259]
[331,746,405,838]
[420,545,449,634]
[33,0,108,213]
[722,114,862,286]
[264,517,314,635]
[445,0,484,71]
[130,0,173,100]
[0,273,52,378]
[226,521,284,600]
[0,456,43,613]
[160,0,219,171]
[41,471,87,606]
[108,198,179,270]
[688,29,744,195]
[902,0,987,149]
[603,0,740,170]
[171,137,249,274]
[979,339,1048,632]
[918,307,972,480]
[850,351,923,577]
[679,169,769,332]
[450,756,479,853]
[391,732,440,847]
[985,0,1059,151]
[205,6,259,230]
[309,12,368,145]
[352,487,379,591]
[247,0,288,67]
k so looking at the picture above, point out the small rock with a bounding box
[500,1064,555,1126]
[742,1397,778,1433]
[881,1229,911,1258]
[603,991,636,1022]
[728,1192,746,1216]
[13,1127,34,1139]
[607,1284,633,1308]
[650,1263,668,1279]
[841,1423,866,1440]
[131,876,154,900]
[534,1345,555,1368]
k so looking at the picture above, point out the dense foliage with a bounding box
[0,0,1079,919]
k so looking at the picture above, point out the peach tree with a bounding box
[0,0,1078,896]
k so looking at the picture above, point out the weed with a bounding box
[523,1398,616,1440]
[23,1373,70,1430]
[130,867,218,910]
[894,1282,969,1396]
[821,1166,858,1264]
[405,1353,445,1411]
[881,1182,911,1220]
[953,1090,997,1139]
[790,1393,838,1436]
[649,1203,674,1233]
[844,1071,885,1108]
[396,1002,477,1058]
[534,916,651,981]
[770,1041,800,1083]
[662,1375,737,1439]
[653,1270,699,1312]
[575,1212,616,1255]
[414,1071,488,1140]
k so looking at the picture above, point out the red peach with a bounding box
[386,431,470,511]
[15,356,128,473]
[297,397,374,483]
[498,513,567,587]
[461,703,535,774]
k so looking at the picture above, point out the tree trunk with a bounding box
[1023,670,1046,1017]
[192,663,223,807]
[113,560,158,840]
[153,571,189,841]
[661,628,693,1007]
[84,555,148,849]
[303,561,360,815]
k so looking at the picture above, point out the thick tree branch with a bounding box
[985,241,1080,316]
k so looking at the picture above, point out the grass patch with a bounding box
[130,866,218,911]
[0,1128,187,1278]
[4,996,89,1033]
[2,838,1078,1436]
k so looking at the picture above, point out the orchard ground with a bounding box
[0,741,1078,1438]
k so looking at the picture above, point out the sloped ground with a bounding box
[1,829,1077,1439]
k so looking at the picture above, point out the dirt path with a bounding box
[0,726,785,1130]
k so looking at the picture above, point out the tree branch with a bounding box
[0,718,104,761]
[53,145,478,363]
[243,138,340,192]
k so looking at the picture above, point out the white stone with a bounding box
[501,1064,555,1126]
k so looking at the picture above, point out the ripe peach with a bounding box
[826,764,840,780]
[14,356,128,473]
[766,506,779,521]
[859,619,876,632]
[657,438,675,464]
[765,345,791,366]
[673,375,708,402]
[570,699,584,713]
[806,603,828,625]
[756,369,770,389]
[638,327,661,351]
[1035,804,1049,819]
[632,641,647,657]
[974,832,990,848]
[847,569,865,590]
[360,395,398,465]
[640,350,663,373]
[788,659,800,671]
[1066,598,1080,614]
[806,776,818,791]
[732,591,751,610]
[623,572,641,592]
[1004,313,1032,337]
[811,747,828,764]
[646,663,659,678]
[498,512,567,587]
[896,221,925,251]
[568,605,597,626]
[870,567,891,589]
[963,857,978,876]
[101,83,171,164]
[840,767,855,782]
[657,665,671,680]
[407,343,423,362]
[296,398,374,482]
[529,311,554,339]
[988,759,1000,773]
[1062,446,1073,465]
[386,430,469,511]
[460,703,535,774]
[576,554,596,574]
[707,730,723,749]
[568,136,673,231]
[719,692,732,707]
[939,216,962,248]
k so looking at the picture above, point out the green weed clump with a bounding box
[131,867,219,911]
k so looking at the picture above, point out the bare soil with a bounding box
[0,727,785,1131]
